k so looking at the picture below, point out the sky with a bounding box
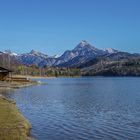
[0,0,140,55]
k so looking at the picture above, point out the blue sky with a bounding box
[0,0,140,55]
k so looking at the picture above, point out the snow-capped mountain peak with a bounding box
[0,41,121,68]
[3,50,18,56]
[30,50,41,55]
[74,40,94,51]
[50,55,60,58]
[102,48,119,54]
[54,41,107,66]
[79,40,89,47]
[29,50,48,58]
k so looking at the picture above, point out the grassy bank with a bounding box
[0,78,37,140]
[0,96,33,140]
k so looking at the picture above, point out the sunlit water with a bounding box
[3,77,140,140]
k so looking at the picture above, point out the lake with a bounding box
[3,77,140,140]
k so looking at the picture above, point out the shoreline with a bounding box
[13,74,82,79]
[0,80,37,140]
[0,95,34,140]
[0,79,39,89]
[13,75,56,79]
[13,74,140,79]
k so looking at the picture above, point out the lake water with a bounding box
[3,77,140,140]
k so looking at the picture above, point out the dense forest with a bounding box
[80,58,140,76]
[14,65,81,77]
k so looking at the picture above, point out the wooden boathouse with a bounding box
[0,67,12,81]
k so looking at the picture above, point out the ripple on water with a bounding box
[5,77,140,140]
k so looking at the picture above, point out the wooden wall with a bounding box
[0,72,9,81]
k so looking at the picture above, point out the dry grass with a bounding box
[0,96,33,140]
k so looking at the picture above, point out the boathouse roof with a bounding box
[0,67,12,73]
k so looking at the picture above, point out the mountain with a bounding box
[1,41,139,70]
[29,50,48,58]
[3,50,18,56]
[102,48,119,54]
[54,41,109,67]
[79,52,140,76]
[4,40,112,67]
[17,50,56,67]
[0,51,21,69]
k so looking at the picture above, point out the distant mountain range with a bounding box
[0,40,121,67]
[0,41,140,76]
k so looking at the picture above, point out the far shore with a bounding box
[13,75,82,79]
[13,74,56,79]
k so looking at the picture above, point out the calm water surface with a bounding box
[3,77,140,140]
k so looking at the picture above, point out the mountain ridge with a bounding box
[0,41,139,68]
